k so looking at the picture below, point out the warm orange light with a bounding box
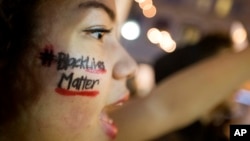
[159,31,177,53]
[139,0,152,9]
[214,0,233,17]
[134,63,155,97]
[143,5,157,18]
[159,40,176,53]
[230,21,248,52]
[142,3,153,10]
[135,0,146,3]
[147,28,162,44]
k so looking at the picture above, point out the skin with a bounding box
[4,0,137,141]
[111,48,250,141]
[3,0,250,141]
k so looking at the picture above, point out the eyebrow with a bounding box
[78,1,116,21]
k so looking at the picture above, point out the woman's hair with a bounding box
[0,0,42,127]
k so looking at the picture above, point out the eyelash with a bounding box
[83,29,111,40]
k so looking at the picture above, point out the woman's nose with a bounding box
[112,45,138,80]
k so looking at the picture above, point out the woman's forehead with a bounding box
[37,0,116,21]
[39,0,116,11]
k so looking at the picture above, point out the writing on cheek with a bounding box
[39,46,106,74]
[56,72,100,97]
[39,44,57,67]
[57,52,106,74]
[39,44,107,97]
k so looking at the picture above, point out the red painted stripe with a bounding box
[86,69,106,74]
[55,88,99,97]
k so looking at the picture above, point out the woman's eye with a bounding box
[83,29,111,40]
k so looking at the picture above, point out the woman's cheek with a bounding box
[36,44,109,131]
[61,100,99,130]
[39,44,107,98]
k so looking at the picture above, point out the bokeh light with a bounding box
[147,28,162,44]
[142,5,157,18]
[121,21,141,40]
[214,0,233,17]
[159,31,177,53]
[134,63,155,97]
[139,0,153,9]
[230,21,248,52]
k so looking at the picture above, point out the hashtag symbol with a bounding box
[39,44,57,67]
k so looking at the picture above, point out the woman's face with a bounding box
[25,0,137,140]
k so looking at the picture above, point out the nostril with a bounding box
[127,66,137,79]
[125,58,138,79]
[127,57,138,78]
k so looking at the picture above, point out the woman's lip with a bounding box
[100,112,118,140]
[106,93,130,112]
[100,93,130,139]
[113,93,130,106]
